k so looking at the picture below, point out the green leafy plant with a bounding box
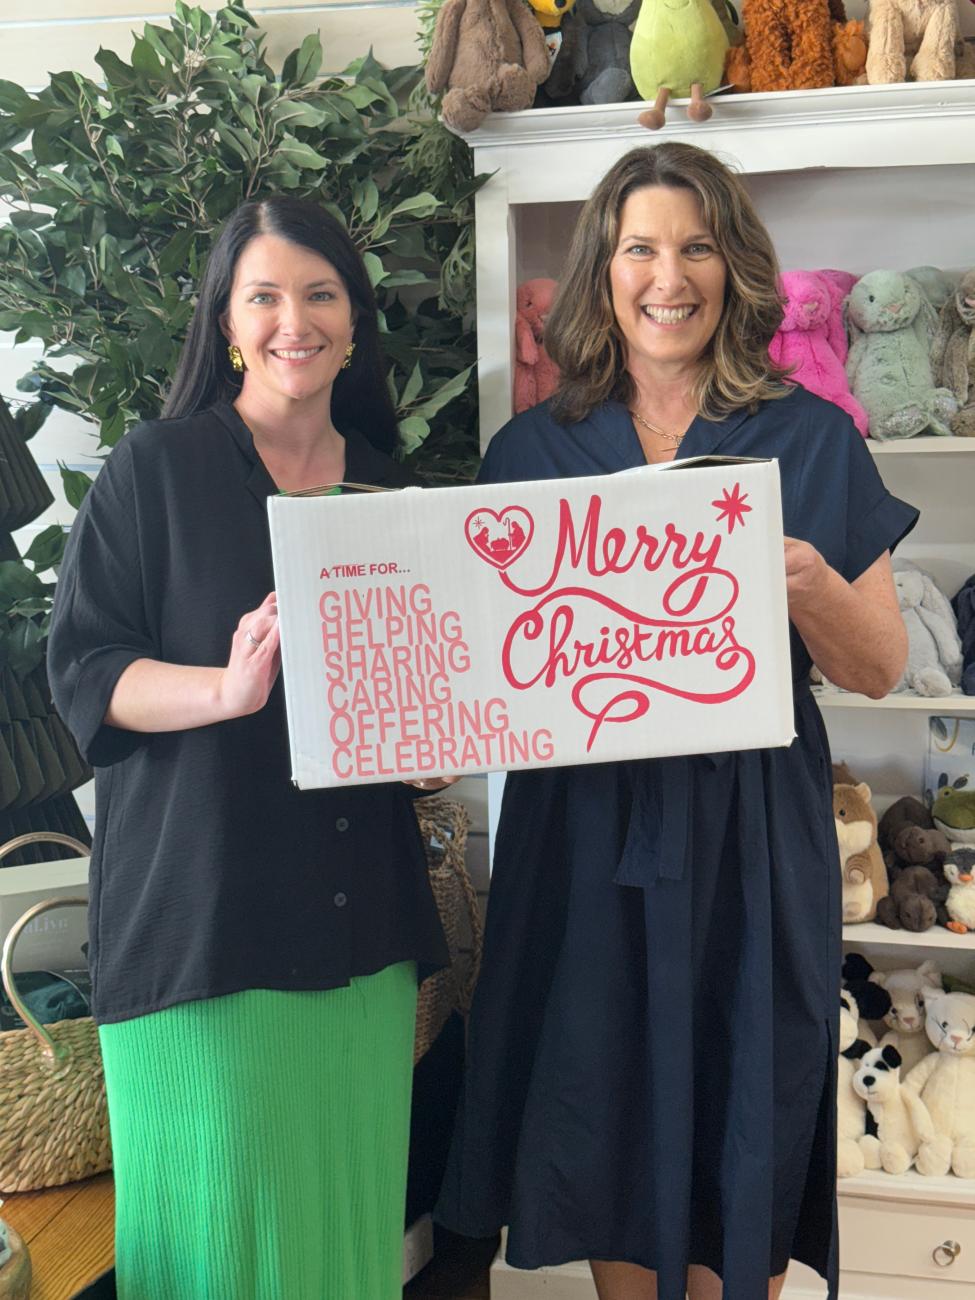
[0,1,481,498]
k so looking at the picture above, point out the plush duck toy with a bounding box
[944,849,975,935]
[631,0,729,128]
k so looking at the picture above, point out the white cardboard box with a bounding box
[0,857,89,973]
[268,458,795,788]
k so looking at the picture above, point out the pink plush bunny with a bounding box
[514,278,561,413]
[817,268,859,364]
[770,269,869,436]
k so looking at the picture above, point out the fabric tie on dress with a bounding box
[613,753,729,887]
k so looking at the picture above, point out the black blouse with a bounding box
[47,403,448,1025]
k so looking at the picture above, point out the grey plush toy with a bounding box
[845,270,958,440]
[905,265,958,316]
[891,558,963,697]
[932,268,975,438]
[567,0,641,105]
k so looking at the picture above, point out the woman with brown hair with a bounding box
[436,142,914,1300]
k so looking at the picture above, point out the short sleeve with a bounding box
[841,430,919,583]
[47,438,158,766]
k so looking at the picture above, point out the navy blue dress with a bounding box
[435,388,917,1299]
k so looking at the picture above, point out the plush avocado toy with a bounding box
[630,0,729,128]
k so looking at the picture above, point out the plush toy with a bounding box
[631,0,729,128]
[569,0,642,105]
[888,824,951,872]
[944,848,975,934]
[906,264,958,316]
[952,574,975,695]
[834,781,888,923]
[878,794,934,852]
[875,863,948,933]
[529,0,578,29]
[832,759,860,786]
[903,990,975,1177]
[869,961,942,1073]
[890,559,963,697]
[854,1043,935,1173]
[865,0,959,84]
[832,17,869,84]
[845,270,958,440]
[933,268,975,437]
[425,0,551,133]
[932,781,975,846]
[769,270,869,436]
[514,278,561,413]
[838,985,877,1176]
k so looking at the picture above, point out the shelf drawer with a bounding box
[840,1195,975,1285]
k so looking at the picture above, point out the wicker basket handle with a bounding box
[0,832,90,1065]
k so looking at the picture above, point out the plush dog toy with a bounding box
[845,269,957,439]
[869,961,942,1073]
[891,558,963,697]
[933,269,975,437]
[514,278,561,413]
[865,0,959,84]
[854,1043,935,1173]
[631,0,729,127]
[835,781,888,923]
[838,960,891,1177]
[769,270,869,436]
[426,0,551,133]
[904,990,975,1178]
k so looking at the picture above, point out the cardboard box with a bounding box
[268,457,795,788]
[0,857,89,973]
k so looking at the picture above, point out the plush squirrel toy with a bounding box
[904,990,975,1178]
[854,1043,935,1174]
[834,781,888,923]
[425,0,551,133]
[630,0,729,128]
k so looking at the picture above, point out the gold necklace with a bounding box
[629,409,686,446]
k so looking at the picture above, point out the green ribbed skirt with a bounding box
[98,963,417,1300]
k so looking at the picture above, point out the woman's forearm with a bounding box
[790,560,907,699]
[104,659,232,732]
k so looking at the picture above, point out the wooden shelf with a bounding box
[843,922,975,952]
[840,1168,975,1210]
[813,689,975,714]
[0,1173,114,1300]
[868,437,975,455]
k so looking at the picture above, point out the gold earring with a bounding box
[228,344,245,373]
[342,342,355,370]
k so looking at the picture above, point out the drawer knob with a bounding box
[933,1240,961,1268]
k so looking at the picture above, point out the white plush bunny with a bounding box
[890,558,963,697]
[903,991,975,1178]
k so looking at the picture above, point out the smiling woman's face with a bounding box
[222,233,355,408]
[609,184,727,381]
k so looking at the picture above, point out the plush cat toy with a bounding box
[845,270,957,439]
[769,270,869,436]
[869,962,942,1074]
[631,0,729,128]
[903,990,975,1178]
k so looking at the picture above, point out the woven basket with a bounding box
[413,797,483,1064]
[0,833,110,1194]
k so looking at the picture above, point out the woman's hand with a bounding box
[216,591,282,719]
[783,537,829,615]
[404,777,462,792]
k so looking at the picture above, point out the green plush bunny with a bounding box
[845,270,958,440]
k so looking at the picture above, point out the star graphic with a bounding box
[712,482,752,534]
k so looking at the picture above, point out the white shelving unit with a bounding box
[464,79,975,1300]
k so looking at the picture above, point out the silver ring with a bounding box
[244,630,262,648]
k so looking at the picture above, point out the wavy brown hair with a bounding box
[545,142,790,426]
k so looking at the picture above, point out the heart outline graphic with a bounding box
[464,505,534,570]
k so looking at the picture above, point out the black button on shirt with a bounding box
[48,403,448,1025]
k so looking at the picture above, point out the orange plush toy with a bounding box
[514,279,561,414]
[736,0,859,91]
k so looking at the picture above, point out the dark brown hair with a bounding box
[545,142,790,426]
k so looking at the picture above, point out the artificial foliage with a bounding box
[0,1,481,498]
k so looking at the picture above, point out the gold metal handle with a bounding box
[932,1240,961,1267]
[0,832,91,1067]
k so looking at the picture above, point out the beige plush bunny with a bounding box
[933,269,975,437]
[864,0,958,84]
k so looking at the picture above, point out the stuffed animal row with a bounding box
[842,954,975,1179]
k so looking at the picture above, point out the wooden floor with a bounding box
[1,1175,497,1300]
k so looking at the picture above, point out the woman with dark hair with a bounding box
[437,143,915,1300]
[47,196,448,1300]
